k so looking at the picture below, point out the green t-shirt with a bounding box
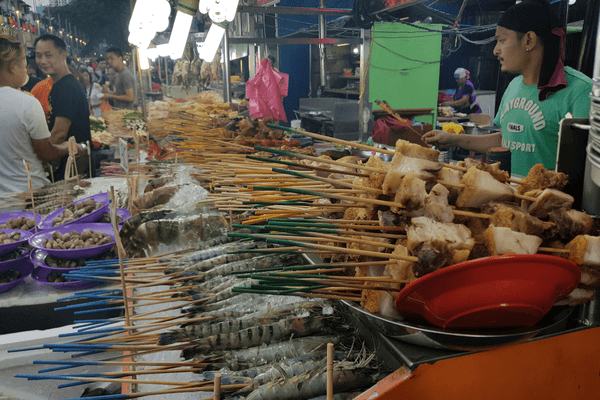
[493,67,592,177]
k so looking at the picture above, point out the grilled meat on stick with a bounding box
[407,216,475,277]
[456,166,516,208]
[483,225,543,256]
[548,209,594,241]
[518,163,568,194]
[382,140,442,194]
[521,188,574,218]
[483,202,553,236]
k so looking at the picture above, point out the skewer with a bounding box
[267,123,523,184]
[246,155,370,178]
[251,185,491,220]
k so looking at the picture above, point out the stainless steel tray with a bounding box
[340,300,573,352]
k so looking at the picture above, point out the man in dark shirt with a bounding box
[35,34,91,181]
[93,56,109,86]
[21,59,42,92]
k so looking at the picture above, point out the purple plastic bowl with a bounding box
[0,256,34,294]
[28,223,117,260]
[117,209,130,225]
[0,248,31,268]
[0,229,33,256]
[30,248,116,272]
[31,266,100,290]
[99,208,131,226]
[38,193,109,231]
[0,212,43,233]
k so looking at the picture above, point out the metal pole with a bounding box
[594,5,600,79]
[134,47,146,117]
[223,24,232,103]
[358,28,370,143]
[158,57,163,88]
[274,4,280,69]
[248,13,256,79]
[147,67,153,94]
[309,43,313,96]
[318,0,327,90]
[164,57,170,96]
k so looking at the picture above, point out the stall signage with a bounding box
[119,138,129,173]
[258,0,280,5]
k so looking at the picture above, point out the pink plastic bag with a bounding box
[246,59,289,122]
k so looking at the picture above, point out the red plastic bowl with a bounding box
[395,254,580,329]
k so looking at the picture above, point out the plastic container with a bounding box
[486,147,511,173]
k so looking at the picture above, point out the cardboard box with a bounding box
[469,113,491,126]
[374,124,434,147]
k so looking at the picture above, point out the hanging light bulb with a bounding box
[138,48,151,70]
[128,0,170,48]
[128,0,171,70]
[197,22,225,61]
[199,0,240,23]
[164,0,199,60]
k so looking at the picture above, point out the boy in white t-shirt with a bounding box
[0,34,83,196]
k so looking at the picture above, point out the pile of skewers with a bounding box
[11,108,600,399]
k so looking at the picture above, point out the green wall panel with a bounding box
[369,22,443,122]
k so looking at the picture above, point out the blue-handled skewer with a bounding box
[55,300,111,311]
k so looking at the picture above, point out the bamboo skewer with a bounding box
[267,123,523,184]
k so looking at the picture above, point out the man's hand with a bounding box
[101,85,112,95]
[422,130,457,148]
[75,143,87,158]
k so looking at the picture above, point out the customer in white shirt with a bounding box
[0,34,83,195]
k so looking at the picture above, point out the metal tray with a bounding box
[340,300,572,352]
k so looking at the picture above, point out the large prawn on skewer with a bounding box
[161,301,333,344]
[120,210,229,256]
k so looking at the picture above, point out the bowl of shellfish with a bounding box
[0,249,34,294]
[30,248,116,271]
[0,212,42,233]
[38,193,109,230]
[28,223,116,259]
[30,266,100,290]
[0,229,33,256]
[98,208,130,226]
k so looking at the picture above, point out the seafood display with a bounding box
[51,197,104,226]
[0,217,36,231]
[0,231,22,244]
[0,250,21,262]
[45,270,66,283]
[43,251,115,269]
[8,91,599,400]
[42,229,113,250]
[0,269,21,284]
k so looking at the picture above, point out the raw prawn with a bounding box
[165,250,264,275]
[307,393,364,400]
[246,368,386,400]
[160,298,331,344]
[181,315,329,357]
[180,253,305,284]
[251,352,348,386]
[201,335,341,366]
[168,240,261,269]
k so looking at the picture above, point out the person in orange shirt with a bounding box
[31,76,53,119]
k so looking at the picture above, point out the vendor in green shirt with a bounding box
[424,0,592,177]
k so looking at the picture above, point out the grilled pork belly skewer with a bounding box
[483,225,543,256]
